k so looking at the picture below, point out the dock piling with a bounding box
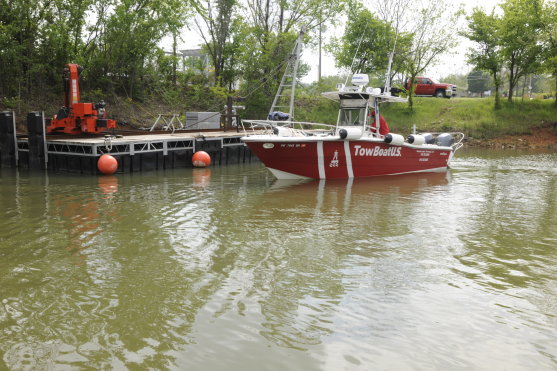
[27,112,48,170]
[0,111,18,167]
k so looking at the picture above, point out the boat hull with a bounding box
[243,138,453,179]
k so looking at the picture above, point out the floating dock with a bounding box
[0,111,256,174]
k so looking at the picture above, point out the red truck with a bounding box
[405,77,457,98]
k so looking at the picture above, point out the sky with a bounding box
[168,0,503,83]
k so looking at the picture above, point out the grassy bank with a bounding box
[3,90,556,140]
[295,96,557,139]
[382,98,557,139]
[2,87,231,131]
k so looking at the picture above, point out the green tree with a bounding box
[467,70,491,95]
[0,0,58,98]
[195,0,240,89]
[0,0,195,105]
[235,0,345,119]
[499,0,544,102]
[236,28,300,118]
[94,0,191,99]
[541,0,557,106]
[404,1,460,109]
[329,5,411,84]
[464,8,504,109]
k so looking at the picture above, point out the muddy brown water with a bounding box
[1,148,556,370]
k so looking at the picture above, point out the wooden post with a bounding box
[226,96,233,132]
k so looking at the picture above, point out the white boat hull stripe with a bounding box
[344,141,354,178]
[317,141,325,179]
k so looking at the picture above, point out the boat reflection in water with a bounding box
[268,171,450,201]
[253,171,452,240]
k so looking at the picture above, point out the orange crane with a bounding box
[47,64,117,134]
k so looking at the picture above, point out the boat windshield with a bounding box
[339,108,366,126]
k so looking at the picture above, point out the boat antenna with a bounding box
[382,0,409,96]
[344,22,369,86]
[383,28,399,96]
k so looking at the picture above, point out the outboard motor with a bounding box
[421,133,435,144]
[436,133,454,147]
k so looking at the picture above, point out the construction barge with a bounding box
[0,64,257,174]
[0,111,256,174]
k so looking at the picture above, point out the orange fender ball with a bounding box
[192,151,211,167]
[97,154,118,175]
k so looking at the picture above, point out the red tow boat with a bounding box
[241,79,464,180]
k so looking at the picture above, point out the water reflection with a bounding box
[183,171,454,358]
[192,168,211,189]
[98,176,119,196]
[450,152,557,350]
[269,172,449,203]
[451,151,557,288]
[1,155,557,370]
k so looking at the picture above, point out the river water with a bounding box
[1,149,556,370]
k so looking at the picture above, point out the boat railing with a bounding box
[451,132,465,151]
[240,120,275,135]
[241,120,465,151]
[241,120,336,137]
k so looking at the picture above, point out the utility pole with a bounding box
[318,23,322,82]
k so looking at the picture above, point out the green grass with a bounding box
[294,96,557,139]
[4,88,554,138]
[381,98,557,139]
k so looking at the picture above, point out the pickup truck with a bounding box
[405,77,457,98]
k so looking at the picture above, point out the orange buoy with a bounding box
[192,151,211,167]
[97,154,118,175]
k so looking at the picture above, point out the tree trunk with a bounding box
[407,75,416,110]
[508,66,514,103]
[215,64,221,87]
[279,4,284,33]
[493,69,501,110]
[555,74,557,107]
[129,68,134,99]
[265,0,271,34]
[521,75,526,102]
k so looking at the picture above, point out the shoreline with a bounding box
[465,125,557,149]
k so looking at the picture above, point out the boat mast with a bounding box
[383,33,398,96]
[269,28,305,121]
[376,24,400,136]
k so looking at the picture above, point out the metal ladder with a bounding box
[268,28,305,121]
